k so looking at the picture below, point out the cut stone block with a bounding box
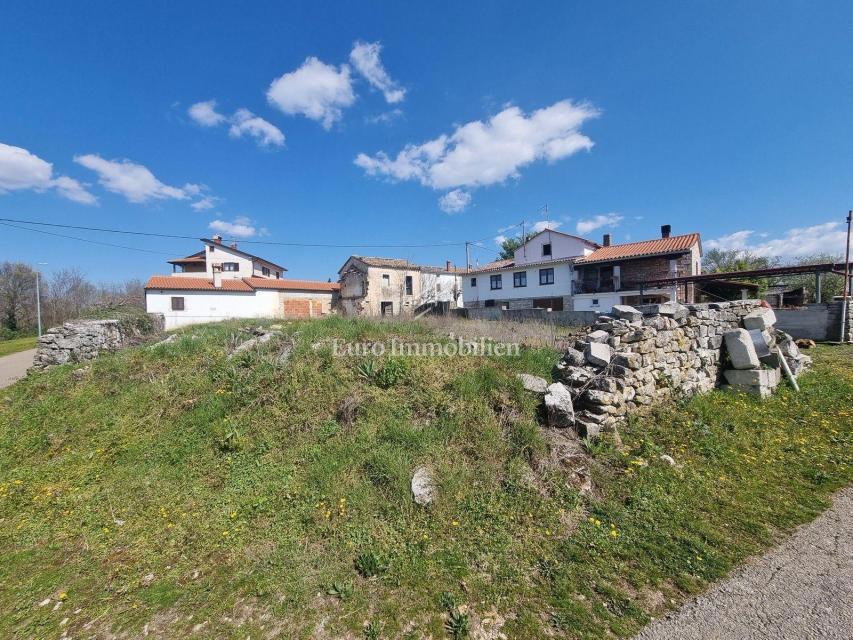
[725,382,773,399]
[585,342,613,367]
[724,329,760,369]
[516,373,548,394]
[723,368,780,387]
[612,304,643,322]
[743,308,777,331]
[545,382,574,428]
[587,330,609,343]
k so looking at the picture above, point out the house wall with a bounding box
[572,287,679,312]
[463,263,573,308]
[277,290,336,315]
[204,245,255,280]
[513,231,592,265]
[145,289,280,329]
[420,272,463,307]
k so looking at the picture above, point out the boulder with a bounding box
[411,466,437,506]
[724,329,760,369]
[585,342,613,367]
[516,373,549,394]
[587,330,609,343]
[544,382,574,428]
[562,348,585,367]
[743,308,777,331]
[612,304,643,322]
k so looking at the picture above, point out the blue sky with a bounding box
[1,1,852,282]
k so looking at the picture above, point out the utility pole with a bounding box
[521,220,526,259]
[35,269,42,337]
[465,241,470,273]
[841,210,852,343]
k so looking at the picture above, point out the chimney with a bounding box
[212,264,222,288]
[446,260,452,271]
[212,235,223,245]
[661,224,671,238]
[603,233,611,247]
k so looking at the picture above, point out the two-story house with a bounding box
[462,225,702,312]
[337,256,464,316]
[145,236,339,329]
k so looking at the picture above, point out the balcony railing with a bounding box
[571,279,667,295]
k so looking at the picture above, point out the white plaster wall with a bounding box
[420,273,462,305]
[514,232,592,265]
[463,263,572,305]
[145,289,280,329]
[572,288,678,312]
[204,245,254,280]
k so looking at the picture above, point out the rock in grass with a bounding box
[562,347,586,367]
[516,373,548,394]
[545,382,574,428]
[411,466,437,506]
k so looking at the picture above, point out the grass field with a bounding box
[0,336,37,358]
[0,318,850,639]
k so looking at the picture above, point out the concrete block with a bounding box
[724,329,760,369]
[723,368,780,387]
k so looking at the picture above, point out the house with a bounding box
[462,225,702,312]
[337,256,464,316]
[145,236,339,329]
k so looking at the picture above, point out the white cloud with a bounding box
[366,108,404,125]
[493,220,562,245]
[74,154,201,204]
[191,196,218,211]
[228,108,285,148]
[349,41,405,104]
[188,100,226,127]
[51,175,98,205]
[0,142,96,204]
[355,100,598,202]
[494,234,508,246]
[706,222,847,258]
[209,216,259,238]
[531,220,562,233]
[438,189,472,213]
[576,213,623,235]
[267,57,355,129]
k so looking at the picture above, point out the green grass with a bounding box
[0,336,38,357]
[0,318,850,639]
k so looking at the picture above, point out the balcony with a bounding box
[571,279,654,295]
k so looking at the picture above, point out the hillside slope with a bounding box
[0,318,850,639]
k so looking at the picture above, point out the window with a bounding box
[539,268,555,285]
[275,271,280,279]
[405,275,413,295]
[513,271,527,288]
[382,274,391,287]
[542,243,552,256]
[470,277,477,287]
[262,266,270,276]
[170,297,185,311]
[490,274,502,290]
[222,262,239,272]
[484,299,496,307]
[592,298,599,306]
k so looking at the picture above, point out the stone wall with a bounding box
[539,300,811,437]
[30,313,165,371]
[460,307,598,326]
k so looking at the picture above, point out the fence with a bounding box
[774,299,851,342]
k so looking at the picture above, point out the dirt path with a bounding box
[0,349,35,389]
[635,487,852,640]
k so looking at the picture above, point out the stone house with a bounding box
[337,256,464,316]
[462,225,702,312]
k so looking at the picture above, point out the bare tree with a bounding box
[0,262,38,332]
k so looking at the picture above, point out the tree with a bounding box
[702,248,776,274]
[0,262,38,332]
[498,233,533,260]
[778,254,845,303]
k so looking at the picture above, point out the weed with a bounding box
[363,620,381,640]
[355,550,387,578]
[326,580,353,600]
[445,609,470,639]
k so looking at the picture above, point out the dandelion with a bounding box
[452,520,460,527]
[59,592,68,600]
[610,530,618,538]
[222,530,229,537]
[230,511,237,519]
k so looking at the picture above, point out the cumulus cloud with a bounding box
[208,216,260,238]
[350,41,405,104]
[531,220,562,234]
[74,154,201,204]
[188,100,227,127]
[576,213,623,235]
[191,196,218,211]
[706,223,847,258]
[267,57,355,129]
[0,142,96,204]
[228,108,285,148]
[438,189,472,213]
[355,100,598,209]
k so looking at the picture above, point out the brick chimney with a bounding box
[661,224,671,239]
[603,233,612,247]
[212,235,223,245]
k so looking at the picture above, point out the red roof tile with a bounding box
[575,233,700,264]
[245,278,340,292]
[144,276,254,292]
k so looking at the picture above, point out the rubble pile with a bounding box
[520,300,812,438]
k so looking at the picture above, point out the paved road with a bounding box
[0,349,35,389]
[635,487,852,640]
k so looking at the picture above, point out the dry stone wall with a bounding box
[540,300,811,438]
[31,314,165,371]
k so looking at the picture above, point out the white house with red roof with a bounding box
[463,225,702,312]
[145,236,339,329]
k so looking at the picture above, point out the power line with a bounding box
[0,221,175,256]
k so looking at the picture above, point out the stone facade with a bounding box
[30,314,165,371]
[548,300,810,437]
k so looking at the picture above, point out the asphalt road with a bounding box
[0,348,35,389]
[635,487,853,640]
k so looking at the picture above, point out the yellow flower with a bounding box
[59,592,68,600]
[222,530,229,537]
[610,530,618,538]
[452,520,460,527]
[230,511,237,519]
